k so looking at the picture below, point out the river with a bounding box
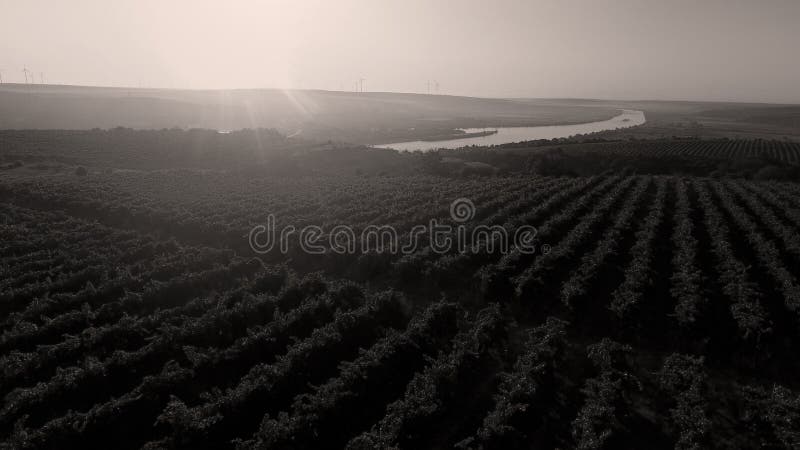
[373,109,645,151]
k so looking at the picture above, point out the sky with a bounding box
[1,0,799,103]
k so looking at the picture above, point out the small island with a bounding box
[421,129,498,142]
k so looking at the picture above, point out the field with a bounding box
[3,125,800,449]
[4,0,800,446]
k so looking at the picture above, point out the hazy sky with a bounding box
[1,0,799,103]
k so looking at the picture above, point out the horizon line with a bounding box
[0,82,798,106]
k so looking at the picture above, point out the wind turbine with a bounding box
[434,80,439,93]
[359,78,365,92]
[22,67,29,84]
[40,72,44,84]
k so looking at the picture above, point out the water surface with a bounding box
[374,109,645,151]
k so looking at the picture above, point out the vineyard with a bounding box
[3,164,800,448]
[543,138,800,164]
[3,1,799,446]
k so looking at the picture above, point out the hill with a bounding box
[0,84,617,144]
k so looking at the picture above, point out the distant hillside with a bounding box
[0,85,617,144]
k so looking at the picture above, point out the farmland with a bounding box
[3,0,800,447]
[2,127,800,448]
